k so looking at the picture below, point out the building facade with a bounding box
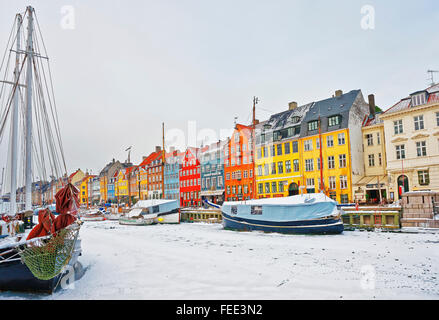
[200,141,226,204]
[180,147,201,207]
[224,124,254,201]
[380,84,439,200]
[164,149,183,201]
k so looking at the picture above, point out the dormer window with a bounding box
[412,93,427,107]
[308,120,319,132]
[290,116,301,124]
[328,115,341,127]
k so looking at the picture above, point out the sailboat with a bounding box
[0,6,83,293]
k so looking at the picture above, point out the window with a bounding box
[234,132,240,142]
[316,138,320,149]
[340,175,348,189]
[339,154,347,168]
[327,135,334,147]
[272,182,277,193]
[328,115,341,127]
[436,112,439,127]
[277,162,284,174]
[394,120,403,134]
[377,132,381,145]
[340,194,349,204]
[368,154,375,167]
[416,141,427,157]
[258,165,263,176]
[412,93,426,107]
[366,134,373,146]
[277,144,283,156]
[278,181,285,192]
[317,158,322,171]
[263,147,268,158]
[264,164,269,176]
[284,142,291,154]
[243,170,248,179]
[306,178,315,192]
[418,170,430,186]
[328,156,335,169]
[378,153,382,166]
[328,176,336,189]
[292,141,298,153]
[338,133,345,145]
[271,163,276,175]
[270,145,276,157]
[304,140,313,151]
[396,145,405,160]
[308,121,318,131]
[305,159,314,172]
[285,160,291,173]
[293,159,299,172]
[258,184,263,194]
[265,183,270,194]
[414,115,424,131]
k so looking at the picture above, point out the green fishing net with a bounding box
[18,225,80,281]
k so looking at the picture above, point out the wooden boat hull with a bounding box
[0,238,82,294]
[221,211,344,235]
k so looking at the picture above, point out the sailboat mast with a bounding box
[8,14,22,215]
[162,122,165,199]
[318,116,324,193]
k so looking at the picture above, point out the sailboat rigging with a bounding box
[0,6,83,293]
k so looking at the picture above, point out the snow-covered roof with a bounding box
[132,199,178,208]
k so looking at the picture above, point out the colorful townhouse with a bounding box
[145,147,164,200]
[77,174,95,206]
[99,159,128,204]
[115,169,129,205]
[200,141,226,204]
[379,83,439,200]
[354,95,389,204]
[164,148,183,201]
[255,101,312,199]
[180,147,201,207]
[224,124,254,201]
[254,90,369,204]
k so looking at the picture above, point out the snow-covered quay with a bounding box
[2,221,439,300]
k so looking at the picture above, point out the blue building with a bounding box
[200,141,226,205]
[164,149,182,201]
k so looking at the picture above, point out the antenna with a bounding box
[125,146,132,163]
[427,70,439,87]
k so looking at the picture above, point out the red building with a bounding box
[179,147,201,207]
[224,124,254,201]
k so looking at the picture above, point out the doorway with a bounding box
[288,183,299,196]
[397,175,409,199]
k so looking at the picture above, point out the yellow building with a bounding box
[354,108,389,204]
[78,175,94,205]
[115,169,128,203]
[255,90,371,204]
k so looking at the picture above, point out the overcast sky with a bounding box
[0,0,438,178]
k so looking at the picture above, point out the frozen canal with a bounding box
[2,221,439,300]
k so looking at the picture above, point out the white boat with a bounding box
[119,199,180,225]
[80,210,106,221]
[221,193,344,235]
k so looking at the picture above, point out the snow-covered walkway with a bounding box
[2,221,439,300]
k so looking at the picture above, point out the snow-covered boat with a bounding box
[221,193,344,235]
[80,210,106,221]
[119,199,180,225]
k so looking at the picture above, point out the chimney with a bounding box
[288,102,298,110]
[255,119,260,125]
[155,146,161,153]
[368,94,376,116]
[335,90,343,97]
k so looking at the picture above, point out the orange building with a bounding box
[224,124,254,201]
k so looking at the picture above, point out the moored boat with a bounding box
[221,193,344,235]
[119,199,180,225]
[80,210,106,221]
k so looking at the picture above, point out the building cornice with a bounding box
[380,101,439,119]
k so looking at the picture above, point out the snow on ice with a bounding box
[1,221,438,300]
